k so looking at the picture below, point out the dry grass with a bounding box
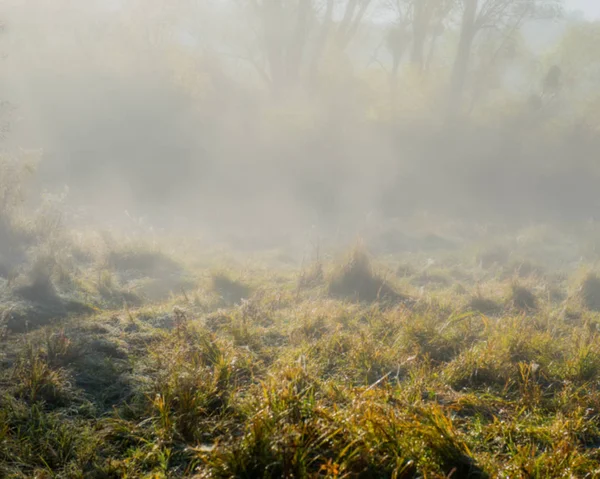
[211,271,251,305]
[3,226,600,478]
[507,283,538,311]
[467,294,502,315]
[580,272,600,311]
[328,244,408,304]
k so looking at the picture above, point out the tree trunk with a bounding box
[287,0,311,86]
[390,40,409,113]
[262,0,286,97]
[448,0,478,116]
[308,0,334,89]
[424,28,441,72]
[342,0,373,50]
[410,1,428,70]
[336,0,358,47]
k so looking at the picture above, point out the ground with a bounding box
[2,221,600,478]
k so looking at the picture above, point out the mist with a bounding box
[6,2,600,476]
[0,0,595,248]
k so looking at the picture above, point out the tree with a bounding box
[408,0,456,69]
[384,0,457,109]
[545,21,600,129]
[448,0,563,116]
[235,0,378,96]
[385,0,457,70]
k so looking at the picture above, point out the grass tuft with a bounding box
[298,261,324,289]
[211,271,251,305]
[328,244,407,304]
[580,272,600,311]
[107,246,182,278]
[4,219,600,476]
[508,283,538,311]
[467,294,502,315]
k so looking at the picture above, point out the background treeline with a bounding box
[1,0,599,237]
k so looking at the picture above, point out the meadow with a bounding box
[2,1,600,477]
[3,201,600,478]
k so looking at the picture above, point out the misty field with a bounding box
[4,212,600,478]
[3,0,600,477]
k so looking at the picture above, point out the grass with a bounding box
[328,244,408,304]
[210,271,251,305]
[580,272,600,311]
[106,246,183,279]
[298,260,324,289]
[12,253,60,300]
[507,283,538,311]
[5,223,600,477]
[467,294,502,315]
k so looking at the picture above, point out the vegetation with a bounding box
[3,1,600,477]
[7,0,600,230]
[3,206,600,477]
[328,244,407,304]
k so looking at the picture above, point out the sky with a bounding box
[571,0,600,18]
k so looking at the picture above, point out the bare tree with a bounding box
[410,0,456,69]
[238,0,379,96]
[383,0,458,111]
[448,0,563,115]
[386,0,457,73]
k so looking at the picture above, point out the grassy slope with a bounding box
[3,230,600,478]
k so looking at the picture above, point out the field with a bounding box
[3,216,600,478]
[3,0,600,477]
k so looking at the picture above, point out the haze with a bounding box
[571,0,600,18]
[1,0,598,247]
[5,2,600,477]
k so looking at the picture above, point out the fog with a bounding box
[5,5,600,473]
[2,0,598,246]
